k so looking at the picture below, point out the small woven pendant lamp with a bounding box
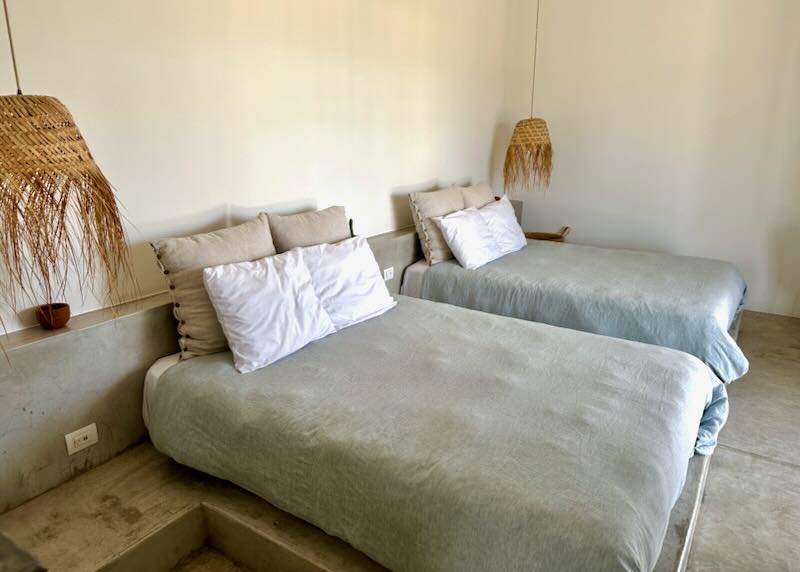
[0,0,132,313]
[503,0,553,193]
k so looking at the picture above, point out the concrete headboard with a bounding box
[0,227,422,513]
[510,199,523,226]
[0,203,522,513]
[366,228,422,295]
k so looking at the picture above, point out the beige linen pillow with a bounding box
[461,182,496,209]
[151,213,276,358]
[268,206,351,253]
[408,187,465,265]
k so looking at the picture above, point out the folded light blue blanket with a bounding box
[419,240,748,382]
[149,297,727,572]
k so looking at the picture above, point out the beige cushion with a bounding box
[151,213,276,358]
[408,187,465,265]
[268,206,351,253]
[461,182,496,209]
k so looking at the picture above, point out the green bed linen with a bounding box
[149,296,727,572]
[418,240,748,383]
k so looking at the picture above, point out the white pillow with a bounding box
[433,198,527,270]
[432,208,495,270]
[302,236,396,330]
[203,250,335,373]
[480,196,527,257]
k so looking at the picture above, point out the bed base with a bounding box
[7,435,708,572]
[95,448,710,572]
[654,453,712,571]
[86,452,710,572]
[729,312,742,341]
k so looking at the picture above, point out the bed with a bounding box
[146,296,727,572]
[402,240,748,383]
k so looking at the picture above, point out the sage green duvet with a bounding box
[417,240,748,383]
[149,296,727,572]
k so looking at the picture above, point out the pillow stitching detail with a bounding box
[409,194,435,265]
[149,240,192,359]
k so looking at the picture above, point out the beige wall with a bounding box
[496,0,800,317]
[3,1,798,330]
[0,0,507,331]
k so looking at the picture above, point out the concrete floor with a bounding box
[0,310,797,571]
[688,311,800,571]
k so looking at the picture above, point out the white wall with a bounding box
[496,0,800,317]
[3,1,797,330]
[0,0,507,331]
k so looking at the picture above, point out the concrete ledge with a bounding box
[0,295,178,513]
[365,226,421,295]
[3,293,173,352]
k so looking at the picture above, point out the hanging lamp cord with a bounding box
[529,0,541,118]
[2,0,22,95]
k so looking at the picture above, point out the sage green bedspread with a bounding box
[149,296,727,572]
[418,240,748,383]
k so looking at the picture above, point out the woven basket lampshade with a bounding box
[0,94,132,309]
[503,117,553,192]
[503,0,553,193]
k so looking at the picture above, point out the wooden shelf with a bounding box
[525,226,571,243]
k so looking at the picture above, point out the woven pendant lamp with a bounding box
[504,117,552,190]
[0,0,132,323]
[503,0,552,193]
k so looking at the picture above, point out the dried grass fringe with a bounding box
[0,95,134,324]
[503,117,553,192]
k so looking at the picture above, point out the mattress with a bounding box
[142,353,181,430]
[147,296,727,572]
[404,240,748,383]
[400,259,429,298]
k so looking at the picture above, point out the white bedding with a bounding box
[400,259,428,298]
[142,353,181,429]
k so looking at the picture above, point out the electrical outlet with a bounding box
[65,423,98,456]
[383,267,394,281]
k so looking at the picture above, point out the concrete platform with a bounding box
[1,310,796,571]
[173,547,246,572]
[0,437,708,571]
[97,503,331,572]
[0,443,385,572]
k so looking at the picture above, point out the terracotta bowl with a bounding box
[35,303,71,330]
